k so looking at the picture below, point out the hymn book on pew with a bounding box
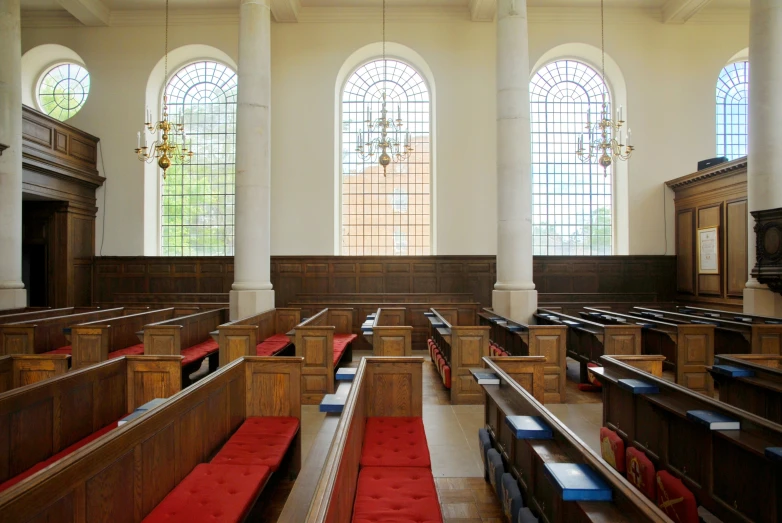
[471,369,500,385]
[686,410,740,430]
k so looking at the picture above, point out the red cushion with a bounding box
[255,334,290,357]
[443,365,451,389]
[0,421,118,493]
[600,427,626,473]
[361,417,430,468]
[586,362,603,388]
[353,467,442,523]
[210,417,299,472]
[143,464,270,522]
[181,339,219,367]
[626,447,656,500]
[656,470,698,523]
[46,346,72,355]
[109,344,145,359]
[332,334,357,365]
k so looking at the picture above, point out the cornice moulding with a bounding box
[665,157,748,189]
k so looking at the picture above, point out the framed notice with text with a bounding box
[697,226,720,274]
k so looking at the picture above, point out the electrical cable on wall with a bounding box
[98,141,107,256]
[662,183,668,255]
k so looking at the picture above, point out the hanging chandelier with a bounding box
[356,0,413,175]
[134,0,193,180]
[575,0,634,173]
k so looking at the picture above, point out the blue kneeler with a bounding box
[336,367,357,381]
[617,379,659,395]
[711,364,755,378]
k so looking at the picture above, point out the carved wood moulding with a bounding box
[751,207,782,294]
[0,143,7,156]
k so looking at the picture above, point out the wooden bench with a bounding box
[631,306,782,356]
[292,308,356,404]
[292,292,475,304]
[0,354,70,393]
[363,308,413,356]
[477,357,670,522]
[0,307,129,355]
[67,308,183,369]
[708,353,782,423]
[290,300,481,351]
[0,307,96,324]
[0,356,302,522]
[479,309,567,403]
[677,305,782,325]
[216,307,301,365]
[534,308,642,383]
[426,308,489,404]
[143,308,230,386]
[581,307,715,395]
[112,292,229,303]
[591,354,782,523]
[288,356,441,523]
[0,355,182,494]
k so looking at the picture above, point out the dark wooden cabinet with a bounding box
[751,207,782,294]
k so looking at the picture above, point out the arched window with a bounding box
[37,62,90,121]
[716,61,749,160]
[530,60,613,255]
[340,59,431,255]
[161,61,237,256]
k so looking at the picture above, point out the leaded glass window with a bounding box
[161,61,237,256]
[530,59,613,255]
[37,63,90,121]
[341,59,431,255]
[717,61,749,160]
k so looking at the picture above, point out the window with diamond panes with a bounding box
[530,60,613,255]
[341,59,431,255]
[717,61,749,160]
[161,61,237,256]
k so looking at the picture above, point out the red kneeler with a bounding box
[599,427,625,473]
[656,470,699,523]
[626,447,656,500]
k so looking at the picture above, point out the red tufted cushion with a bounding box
[210,417,299,472]
[255,334,290,357]
[333,334,357,365]
[656,470,698,523]
[360,417,430,468]
[442,365,451,389]
[352,467,442,523]
[0,421,118,493]
[109,344,145,359]
[181,339,219,367]
[626,446,656,500]
[143,464,270,522]
[600,427,626,473]
[46,346,72,355]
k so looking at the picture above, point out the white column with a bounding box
[0,0,26,310]
[230,0,275,320]
[492,0,537,323]
[744,0,782,317]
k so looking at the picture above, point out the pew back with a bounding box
[0,308,92,324]
[709,353,782,423]
[144,308,229,356]
[371,308,413,357]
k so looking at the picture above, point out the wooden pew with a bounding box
[0,356,302,522]
[479,309,567,403]
[592,354,782,523]
[534,308,642,383]
[292,292,475,303]
[111,292,229,303]
[364,308,413,356]
[290,300,480,351]
[0,307,128,355]
[69,308,181,369]
[677,304,782,325]
[293,308,355,404]
[216,307,301,365]
[708,354,782,423]
[580,307,715,395]
[631,306,782,356]
[478,357,670,522]
[427,308,490,404]
[0,354,70,393]
[0,307,95,324]
[294,357,427,523]
[143,308,229,385]
[0,355,182,494]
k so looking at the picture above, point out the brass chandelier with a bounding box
[134,0,193,180]
[356,0,414,175]
[576,0,634,173]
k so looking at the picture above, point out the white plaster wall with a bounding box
[19,9,749,256]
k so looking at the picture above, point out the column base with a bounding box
[492,289,538,324]
[0,289,26,310]
[744,286,782,317]
[230,289,275,321]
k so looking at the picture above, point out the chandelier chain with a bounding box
[383,0,386,87]
[600,0,605,87]
[164,0,169,83]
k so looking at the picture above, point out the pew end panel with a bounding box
[143,325,182,356]
[751,324,782,355]
[365,357,424,417]
[603,324,643,356]
[125,355,183,411]
[295,326,335,404]
[327,308,354,334]
[451,326,491,405]
[527,324,568,403]
[218,324,259,366]
[675,324,715,395]
[373,326,413,357]
[485,355,546,403]
[604,354,667,377]
[0,326,35,356]
[0,354,71,393]
[71,325,111,369]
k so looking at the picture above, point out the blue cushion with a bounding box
[487,448,504,498]
[500,473,523,521]
[478,428,492,474]
[517,507,538,523]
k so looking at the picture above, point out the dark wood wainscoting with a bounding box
[92,255,676,309]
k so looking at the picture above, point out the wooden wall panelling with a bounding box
[726,199,749,297]
[677,209,695,294]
